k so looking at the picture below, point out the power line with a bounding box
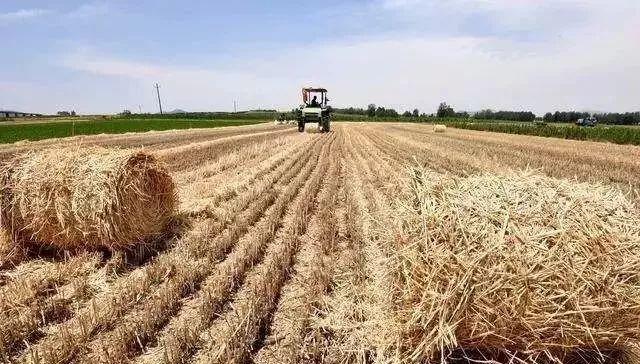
[154,83,163,115]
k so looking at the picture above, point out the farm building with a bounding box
[0,110,42,118]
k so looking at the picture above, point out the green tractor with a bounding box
[296,87,332,133]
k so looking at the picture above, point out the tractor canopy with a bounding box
[302,87,328,106]
[302,87,327,93]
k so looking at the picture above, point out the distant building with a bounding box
[0,110,42,118]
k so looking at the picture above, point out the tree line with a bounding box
[475,109,535,122]
[543,111,640,125]
[331,102,640,125]
[334,105,423,118]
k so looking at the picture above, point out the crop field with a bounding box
[1,122,640,363]
[0,118,264,145]
[444,120,640,145]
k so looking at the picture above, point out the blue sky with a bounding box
[2,0,639,114]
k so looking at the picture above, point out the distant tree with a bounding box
[402,111,412,117]
[367,104,376,118]
[70,110,77,116]
[335,107,366,115]
[455,111,469,118]
[412,109,419,117]
[437,102,455,118]
[545,111,590,123]
[57,111,71,117]
[543,111,640,125]
[543,112,554,123]
[121,109,132,116]
[474,109,536,122]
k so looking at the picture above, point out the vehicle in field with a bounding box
[296,87,332,132]
[576,116,598,127]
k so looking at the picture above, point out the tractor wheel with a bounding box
[322,119,331,133]
[298,121,305,132]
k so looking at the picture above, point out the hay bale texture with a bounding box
[0,147,176,251]
[389,168,640,362]
[433,124,446,133]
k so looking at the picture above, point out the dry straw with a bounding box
[0,146,176,251]
[388,168,640,363]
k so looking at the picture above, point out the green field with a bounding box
[444,120,640,146]
[0,118,265,144]
[4,114,640,146]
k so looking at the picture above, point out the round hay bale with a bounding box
[0,147,176,251]
[433,124,446,133]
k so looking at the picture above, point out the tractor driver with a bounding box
[310,95,319,107]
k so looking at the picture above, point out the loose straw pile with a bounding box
[388,168,640,362]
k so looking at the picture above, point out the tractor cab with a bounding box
[297,87,332,132]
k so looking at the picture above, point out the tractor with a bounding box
[296,87,332,133]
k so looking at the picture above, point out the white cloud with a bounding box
[64,52,165,79]
[369,0,634,42]
[66,2,109,19]
[0,8,49,22]
[0,2,108,25]
[380,0,423,9]
[60,14,640,116]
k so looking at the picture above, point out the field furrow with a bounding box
[0,123,283,163]
[132,134,330,364]
[157,129,294,172]
[252,139,343,364]
[178,134,312,215]
[387,123,640,188]
[190,134,337,364]
[75,135,329,364]
[15,131,319,363]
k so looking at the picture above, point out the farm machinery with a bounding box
[576,116,598,127]
[296,87,332,132]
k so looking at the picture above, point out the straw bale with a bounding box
[434,124,447,133]
[0,147,176,251]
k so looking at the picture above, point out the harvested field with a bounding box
[1,122,639,364]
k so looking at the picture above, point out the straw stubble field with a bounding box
[1,122,640,363]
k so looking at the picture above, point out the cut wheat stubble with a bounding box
[191,135,336,364]
[253,141,343,364]
[134,135,331,364]
[77,135,330,364]
[19,136,325,364]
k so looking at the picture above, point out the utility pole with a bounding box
[154,83,163,115]
[233,100,237,113]
[138,105,142,114]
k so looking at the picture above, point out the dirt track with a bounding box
[1,122,639,363]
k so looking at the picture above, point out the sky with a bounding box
[1,0,639,115]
